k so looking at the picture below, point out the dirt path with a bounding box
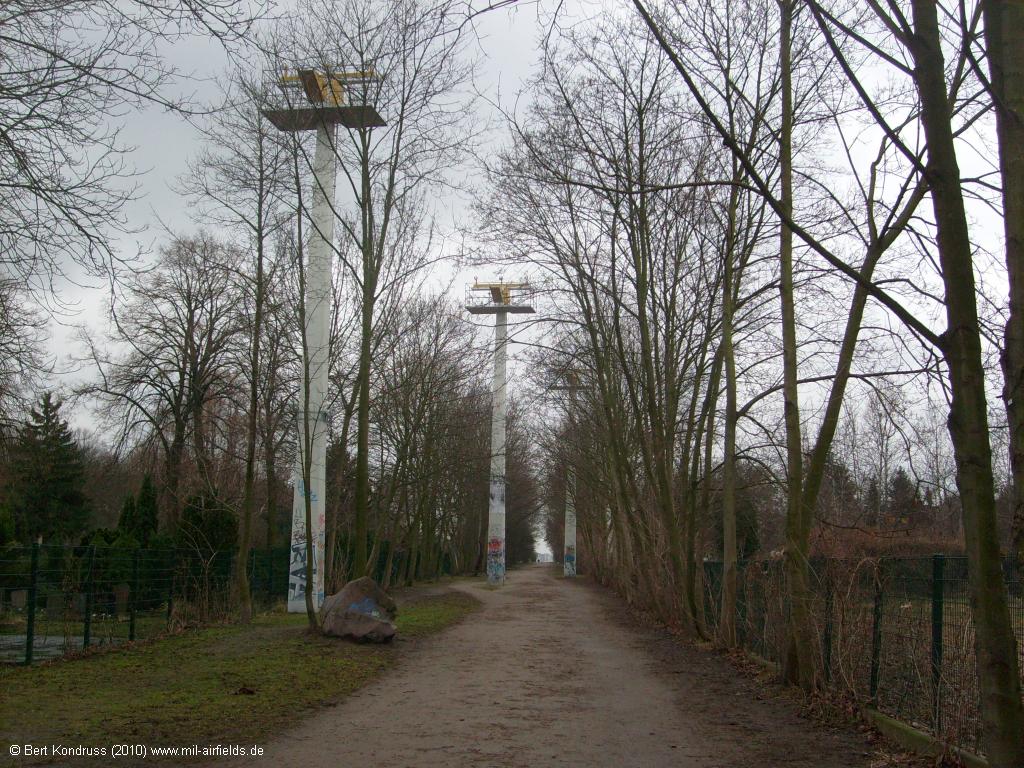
[250,565,874,767]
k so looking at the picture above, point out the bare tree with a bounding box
[0,281,47,426]
[179,70,293,620]
[1,0,267,295]
[81,234,243,527]
[980,0,1024,559]
[630,0,1023,758]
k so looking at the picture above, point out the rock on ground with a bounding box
[321,576,397,643]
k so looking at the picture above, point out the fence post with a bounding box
[931,553,945,732]
[166,550,175,627]
[823,571,833,685]
[267,550,274,603]
[248,549,256,606]
[226,551,234,610]
[83,545,96,649]
[737,563,747,647]
[129,549,140,642]
[25,543,39,666]
[869,568,883,705]
[702,561,711,629]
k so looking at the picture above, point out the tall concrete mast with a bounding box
[564,463,577,577]
[467,281,533,586]
[262,68,384,611]
[549,374,585,578]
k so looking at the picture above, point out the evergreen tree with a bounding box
[116,473,158,547]
[117,495,138,537]
[177,492,236,557]
[0,504,14,545]
[865,479,881,528]
[135,473,159,546]
[5,393,90,543]
[886,467,923,529]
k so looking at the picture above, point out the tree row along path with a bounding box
[250,565,875,767]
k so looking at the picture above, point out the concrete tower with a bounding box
[467,281,534,586]
[262,69,384,611]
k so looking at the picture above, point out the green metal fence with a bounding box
[703,555,1024,754]
[0,544,289,665]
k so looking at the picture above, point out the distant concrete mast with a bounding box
[262,68,385,612]
[467,280,534,586]
[550,373,585,578]
[564,465,577,577]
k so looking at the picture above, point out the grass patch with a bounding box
[0,591,479,765]
[393,593,479,638]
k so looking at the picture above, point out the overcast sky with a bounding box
[48,1,590,428]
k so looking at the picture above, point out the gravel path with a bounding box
[249,564,874,767]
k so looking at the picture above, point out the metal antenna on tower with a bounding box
[262,67,385,612]
[466,280,535,586]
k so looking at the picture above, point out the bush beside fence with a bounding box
[703,555,1024,755]
[0,544,289,665]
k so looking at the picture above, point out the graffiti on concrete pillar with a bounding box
[288,531,318,605]
[487,476,506,585]
[564,544,577,577]
[487,536,505,584]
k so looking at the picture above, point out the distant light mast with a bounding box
[262,68,385,612]
[466,280,534,586]
[549,373,585,578]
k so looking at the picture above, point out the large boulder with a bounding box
[321,576,398,643]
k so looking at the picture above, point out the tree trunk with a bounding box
[910,1,1024,762]
[983,0,1024,560]
[353,145,376,578]
[236,237,265,623]
[192,398,210,489]
[294,156,319,631]
[165,426,186,529]
[265,439,277,549]
[353,310,372,575]
[720,171,741,648]
[688,348,723,640]
[778,0,815,691]
[381,538,396,591]
[698,357,721,638]
[800,243,882,524]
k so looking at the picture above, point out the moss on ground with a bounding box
[0,592,478,765]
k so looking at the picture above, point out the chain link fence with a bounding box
[703,555,1024,754]
[0,544,289,665]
